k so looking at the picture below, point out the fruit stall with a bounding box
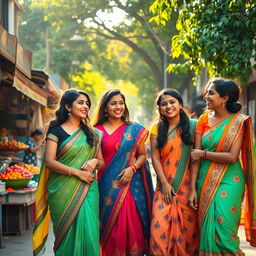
[0,140,40,247]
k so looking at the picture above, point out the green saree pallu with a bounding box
[197,113,256,255]
[33,128,101,256]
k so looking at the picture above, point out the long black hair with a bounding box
[204,78,242,113]
[156,88,191,148]
[48,89,97,146]
[93,89,130,126]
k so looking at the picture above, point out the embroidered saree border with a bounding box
[198,114,246,228]
[53,183,90,250]
[33,157,51,256]
[172,119,197,192]
[57,128,82,159]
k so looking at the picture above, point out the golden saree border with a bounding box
[33,160,51,256]
[57,129,82,159]
[198,113,247,228]
[53,182,90,250]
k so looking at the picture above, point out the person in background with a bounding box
[189,78,256,255]
[0,127,8,141]
[93,89,153,256]
[150,88,199,256]
[23,129,43,166]
[33,89,104,256]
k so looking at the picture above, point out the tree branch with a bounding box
[92,17,163,87]
[113,0,170,56]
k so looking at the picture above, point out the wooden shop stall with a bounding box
[0,26,49,245]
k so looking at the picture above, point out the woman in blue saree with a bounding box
[93,89,154,256]
[33,90,104,256]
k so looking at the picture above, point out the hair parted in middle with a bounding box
[47,89,97,146]
[156,88,192,148]
[93,89,130,126]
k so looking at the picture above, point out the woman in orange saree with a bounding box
[150,89,199,256]
[189,78,256,255]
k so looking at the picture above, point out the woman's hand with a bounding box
[188,188,198,210]
[191,149,203,161]
[82,159,99,173]
[76,170,95,184]
[161,182,176,205]
[118,167,134,186]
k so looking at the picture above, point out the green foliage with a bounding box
[150,0,256,84]
[18,0,193,123]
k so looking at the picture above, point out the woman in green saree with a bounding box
[189,78,256,255]
[32,90,105,256]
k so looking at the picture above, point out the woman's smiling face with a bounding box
[159,94,182,120]
[105,94,125,120]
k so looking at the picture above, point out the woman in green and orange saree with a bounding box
[93,89,154,256]
[189,78,256,255]
[150,89,199,256]
[32,90,105,256]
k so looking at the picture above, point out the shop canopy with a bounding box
[13,69,48,106]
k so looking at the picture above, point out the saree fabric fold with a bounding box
[150,119,199,256]
[196,113,256,255]
[33,128,101,256]
[96,122,154,256]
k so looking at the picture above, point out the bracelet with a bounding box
[67,167,72,176]
[202,150,208,160]
[131,164,138,174]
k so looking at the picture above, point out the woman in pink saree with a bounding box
[93,89,153,256]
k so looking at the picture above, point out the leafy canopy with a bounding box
[150,0,256,84]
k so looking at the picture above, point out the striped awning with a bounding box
[13,69,48,106]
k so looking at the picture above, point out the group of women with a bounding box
[32,77,256,256]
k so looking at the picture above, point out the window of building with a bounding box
[0,0,9,30]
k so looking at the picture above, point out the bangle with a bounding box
[67,167,72,176]
[202,150,208,160]
[131,164,138,174]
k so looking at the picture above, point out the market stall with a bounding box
[0,140,42,250]
[0,142,40,237]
